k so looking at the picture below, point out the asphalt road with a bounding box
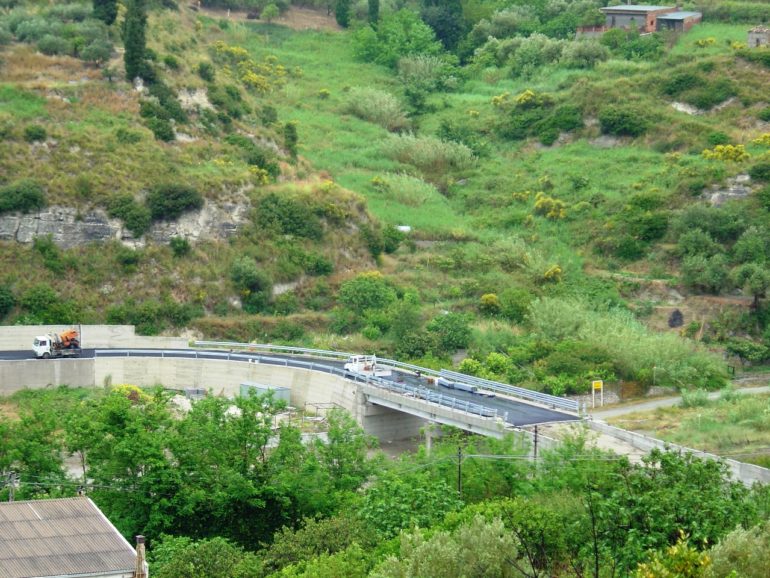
[0,348,579,427]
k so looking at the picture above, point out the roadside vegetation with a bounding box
[1,384,770,576]
[608,389,770,467]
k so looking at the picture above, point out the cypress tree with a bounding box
[93,0,118,25]
[123,0,148,81]
[367,0,379,26]
[335,0,351,28]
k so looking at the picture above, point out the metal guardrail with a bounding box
[190,341,578,414]
[439,369,579,413]
[194,341,352,360]
[94,349,498,420]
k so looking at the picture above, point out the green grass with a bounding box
[608,393,770,467]
[669,23,756,57]
[0,84,47,119]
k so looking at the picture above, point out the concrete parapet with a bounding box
[0,325,188,350]
[589,420,770,486]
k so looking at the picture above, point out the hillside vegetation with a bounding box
[1,0,770,395]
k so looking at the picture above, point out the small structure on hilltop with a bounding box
[578,5,701,37]
[656,11,702,32]
[748,26,770,48]
[0,497,148,578]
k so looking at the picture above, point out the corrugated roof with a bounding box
[601,5,674,12]
[0,498,137,578]
[658,11,701,19]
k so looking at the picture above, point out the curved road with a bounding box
[0,349,579,428]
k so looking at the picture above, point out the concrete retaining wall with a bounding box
[589,420,770,486]
[0,357,422,440]
[0,325,188,351]
[0,359,96,395]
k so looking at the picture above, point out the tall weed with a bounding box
[344,87,409,132]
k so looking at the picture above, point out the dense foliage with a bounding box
[1,387,768,577]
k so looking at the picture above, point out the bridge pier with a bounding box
[356,389,427,441]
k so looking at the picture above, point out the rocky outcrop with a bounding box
[0,201,250,249]
[705,174,753,206]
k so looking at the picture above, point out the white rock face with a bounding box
[0,201,250,248]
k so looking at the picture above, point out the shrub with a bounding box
[0,285,15,320]
[144,116,174,141]
[702,144,749,162]
[344,87,409,132]
[339,271,396,313]
[283,121,298,159]
[427,312,471,352]
[33,234,66,274]
[560,39,609,69]
[382,133,475,178]
[499,287,532,323]
[759,108,770,122]
[397,54,458,93]
[163,54,180,70]
[257,193,322,239]
[146,184,203,220]
[0,179,46,214]
[479,293,501,315]
[37,34,70,56]
[707,131,730,146]
[230,257,272,314]
[680,388,710,408]
[81,38,113,64]
[115,127,142,144]
[598,105,651,137]
[169,236,191,257]
[382,225,405,254]
[197,61,215,81]
[353,9,443,69]
[663,72,702,96]
[24,124,47,142]
[106,194,151,237]
[749,162,770,182]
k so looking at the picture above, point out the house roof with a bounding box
[600,5,674,13]
[0,497,137,578]
[657,11,702,20]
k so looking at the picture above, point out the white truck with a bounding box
[33,328,82,359]
[343,354,392,378]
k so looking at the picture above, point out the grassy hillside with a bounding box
[1,0,770,394]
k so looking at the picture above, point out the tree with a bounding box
[732,263,770,309]
[353,9,443,69]
[367,0,379,26]
[335,0,351,28]
[338,272,397,314]
[426,312,471,352]
[284,121,299,159]
[151,536,261,578]
[314,409,373,492]
[371,516,517,577]
[358,472,463,538]
[420,0,464,49]
[93,0,117,25]
[263,3,280,23]
[123,0,148,81]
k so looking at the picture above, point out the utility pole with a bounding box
[533,425,539,462]
[457,446,462,499]
[6,472,17,502]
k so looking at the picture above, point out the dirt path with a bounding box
[194,4,340,31]
[591,385,770,419]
